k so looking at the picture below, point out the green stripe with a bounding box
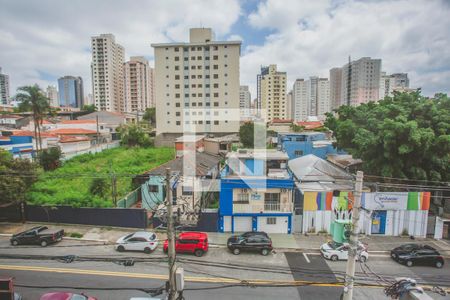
[407,192,419,210]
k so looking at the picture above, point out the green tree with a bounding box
[38,147,62,171]
[290,123,305,132]
[89,177,109,198]
[239,122,267,148]
[118,124,152,147]
[15,85,50,153]
[0,149,39,205]
[325,91,450,181]
[142,107,156,126]
[82,104,97,113]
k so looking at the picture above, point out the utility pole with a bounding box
[166,168,177,300]
[343,170,363,300]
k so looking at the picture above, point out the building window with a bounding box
[148,185,158,193]
[234,193,249,204]
[213,65,218,69]
[176,112,180,116]
[213,74,219,79]
[175,56,179,61]
[294,150,303,157]
[175,103,180,107]
[175,66,179,70]
[214,102,219,106]
[176,121,181,125]
[266,217,276,225]
[213,92,219,97]
[175,75,180,80]
[213,55,218,60]
[214,120,219,125]
[175,93,180,98]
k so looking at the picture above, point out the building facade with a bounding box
[91,34,125,112]
[331,57,382,106]
[259,65,287,122]
[239,85,251,118]
[329,67,343,110]
[219,149,294,234]
[124,56,154,112]
[151,28,241,141]
[0,67,10,105]
[46,85,59,107]
[379,72,410,98]
[58,76,83,108]
[278,132,341,160]
[292,77,330,122]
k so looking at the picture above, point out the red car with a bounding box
[40,292,97,300]
[163,232,208,257]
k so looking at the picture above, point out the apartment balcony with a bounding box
[233,202,292,213]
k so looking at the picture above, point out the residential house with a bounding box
[58,136,92,154]
[140,152,221,223]
[219,149,294,233]
[0,131,34,159]
[77,111,127,135]
[267,118,293,133]
[0,115,26,128]
[278,132,342,160]
[174,135,205,158]
[204,134,239,156]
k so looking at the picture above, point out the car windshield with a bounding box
[327,241,342,250]
[123,233,134,240]
[400,244,419,251]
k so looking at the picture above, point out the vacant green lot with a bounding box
[27,147,174,207]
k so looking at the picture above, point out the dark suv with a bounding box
[227,232,272,256]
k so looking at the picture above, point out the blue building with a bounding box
[0,132,34,159]
[58,76,84,108]
[278,132,343,160]
[219,149,294,234]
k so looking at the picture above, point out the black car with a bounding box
[391,244,444,268]
[10,226,64,247]
[227,232,272,256]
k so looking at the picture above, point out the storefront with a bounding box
[302,191,430,237]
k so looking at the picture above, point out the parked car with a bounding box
[391,244,444,268]
[227,232,273,256]
[320,241,369,262]
[10,226,64,247]
[40,292,97,300]
[115,231,158,254]
[163,232,208,257]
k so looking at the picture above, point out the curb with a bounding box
[0,233,108,244]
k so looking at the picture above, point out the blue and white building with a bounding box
[278,132,343,160]
[219,149,294,233]
[0,132,34,159]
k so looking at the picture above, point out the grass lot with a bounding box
[27,147,174,207]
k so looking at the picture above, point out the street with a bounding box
[0,237,449,299]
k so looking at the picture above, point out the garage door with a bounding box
[233,217,252,232]
[258,216,289,233]
[223,216,232,232]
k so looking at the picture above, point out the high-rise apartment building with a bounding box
[286,91,293,120]
[292,77,330,122]
[259,64,287,122]
[239,85,251,117]
[0,67,10,105]
[151,28,241,140]
[46,85,59,107]
[58,76,84,107]
[256,66,270,114]
[330,57,382,106]
[91,34,125,112]
[379,72,410,98]
[124,56,155,112]
[329,67,342,110]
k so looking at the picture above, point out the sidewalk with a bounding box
[1,222,449,253]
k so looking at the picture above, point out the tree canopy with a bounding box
[82,104,97,113]
[118,124,153,147]
[325,92,450,182]
[142,107,156,126]
[239,122,267,148]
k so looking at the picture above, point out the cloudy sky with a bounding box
[1,0,449,99]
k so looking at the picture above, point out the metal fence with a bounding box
[117,187,140,208]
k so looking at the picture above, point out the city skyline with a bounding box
[1,0,449,99]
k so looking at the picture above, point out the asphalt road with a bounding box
[0,237,448,300]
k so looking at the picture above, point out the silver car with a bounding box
[115,231,158,253]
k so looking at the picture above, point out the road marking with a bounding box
[302,253,311,263]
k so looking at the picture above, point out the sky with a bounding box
[1,0,449,99]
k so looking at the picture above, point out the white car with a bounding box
[320,241,369,262]
[115,231,158,253]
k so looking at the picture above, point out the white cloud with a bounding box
[241,0,450,97]
[0,0,241,95]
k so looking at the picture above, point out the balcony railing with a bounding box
[233,202,292,213]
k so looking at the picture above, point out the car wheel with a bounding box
[194,249,204,257]
[144,247,152,254]
[232,248,240,255]
[261,249,270,256]
[40,240,48,247]
[11,240,19,246]
[359,256,367,263]
[435,261,443,268]
[406,260,413,267]
[117,245,125,252]
[331,255,338,261]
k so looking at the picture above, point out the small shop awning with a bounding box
[295,181,354,193]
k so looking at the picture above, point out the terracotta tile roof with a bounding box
[59,135,91,143]
[271,118,293,124]
[48,128,98,135]
[60,120,97,124]
[297,121,324,130]
[10,130,57,138]
[0,114,22,119]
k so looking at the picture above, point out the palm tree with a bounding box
[15,85,50,153]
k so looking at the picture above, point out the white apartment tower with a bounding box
[91,34,125,112]
[0,67,10,105]
[239,85,251,117]
[329,67,343,110]
[151,28,241,140]
[331,57,382,106]
[124,56,155,112]
[259,64,287,122]
[380,72,410,98]
[286,90,293,120]
[46,85,59,107]
[292,77,330,122]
